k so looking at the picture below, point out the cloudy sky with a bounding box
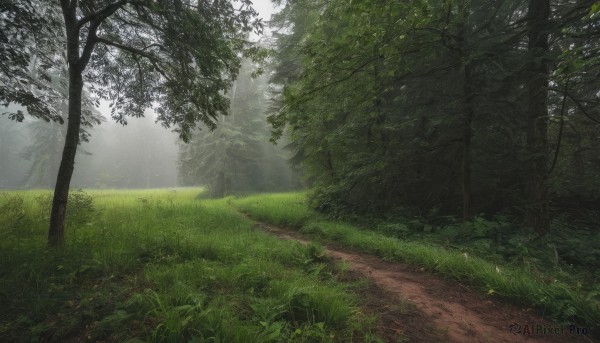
[249,0,280,41]
[252,0,277,22]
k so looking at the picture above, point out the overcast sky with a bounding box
[252,0,277,22]
[249,0,279,42]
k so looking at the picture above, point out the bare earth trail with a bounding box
[247,218,594,343]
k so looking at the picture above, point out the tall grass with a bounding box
[0,189,380,342]
[227,192,313,228]
[232,192,600,332]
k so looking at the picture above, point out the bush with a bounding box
[0,193,28,235]
[67,189,96,224]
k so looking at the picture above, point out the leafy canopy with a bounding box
[1,0,264,141]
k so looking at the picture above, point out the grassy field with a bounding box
[0,189,381,342]
[231,192,600,333]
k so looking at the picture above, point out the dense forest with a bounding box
[266,0,600,235]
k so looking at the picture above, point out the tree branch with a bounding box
[77,0,129,29]
[95,37,173,83]
[548,80,568,176]
[295,56,380,101]
[133,54,144,94]
[79,0,135,70]
[549,87,600,124]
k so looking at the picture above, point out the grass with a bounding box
[231,192,600,332]
[0,189,382,342]
[227,192,312,228]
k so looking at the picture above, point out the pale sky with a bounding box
[249,0,279,42]
[252,0,277,22]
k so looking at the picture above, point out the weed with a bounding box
[0,193,28,236]
[67,189,97,226]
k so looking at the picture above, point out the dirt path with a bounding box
[251,220,595,343]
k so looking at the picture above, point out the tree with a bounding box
[178,59,296,196]
[1,1,64,122]
[0,114,30,188]
[544,0,600,226]
[2,0,262,245]
[20,61,103,188]
[525,0,551,233]
[524,0,598,233]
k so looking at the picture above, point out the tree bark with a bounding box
[48,1,84,246]
[462,64,474,221]
[48,69,83,246]
[525,0,551,234]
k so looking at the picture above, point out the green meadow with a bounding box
[0,189,380,342]
[2,189,599,342]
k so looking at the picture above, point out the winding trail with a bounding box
[249,219,595,343]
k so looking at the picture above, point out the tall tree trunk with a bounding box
[462,64,474,221]
[453,15,474,222]
[48,68,83,246]
[49,2,84,246]
[525,0,550,234]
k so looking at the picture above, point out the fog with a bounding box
[0,63,297,191]
[0,108,179,189]
[1,62,298,192]
[0,1,297,193]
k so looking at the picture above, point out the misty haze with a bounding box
[0,62,297,193]
[1,110,179,189]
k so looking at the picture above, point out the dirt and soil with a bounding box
[251,220,597,343]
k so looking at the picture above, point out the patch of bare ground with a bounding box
[252,220,597,343]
